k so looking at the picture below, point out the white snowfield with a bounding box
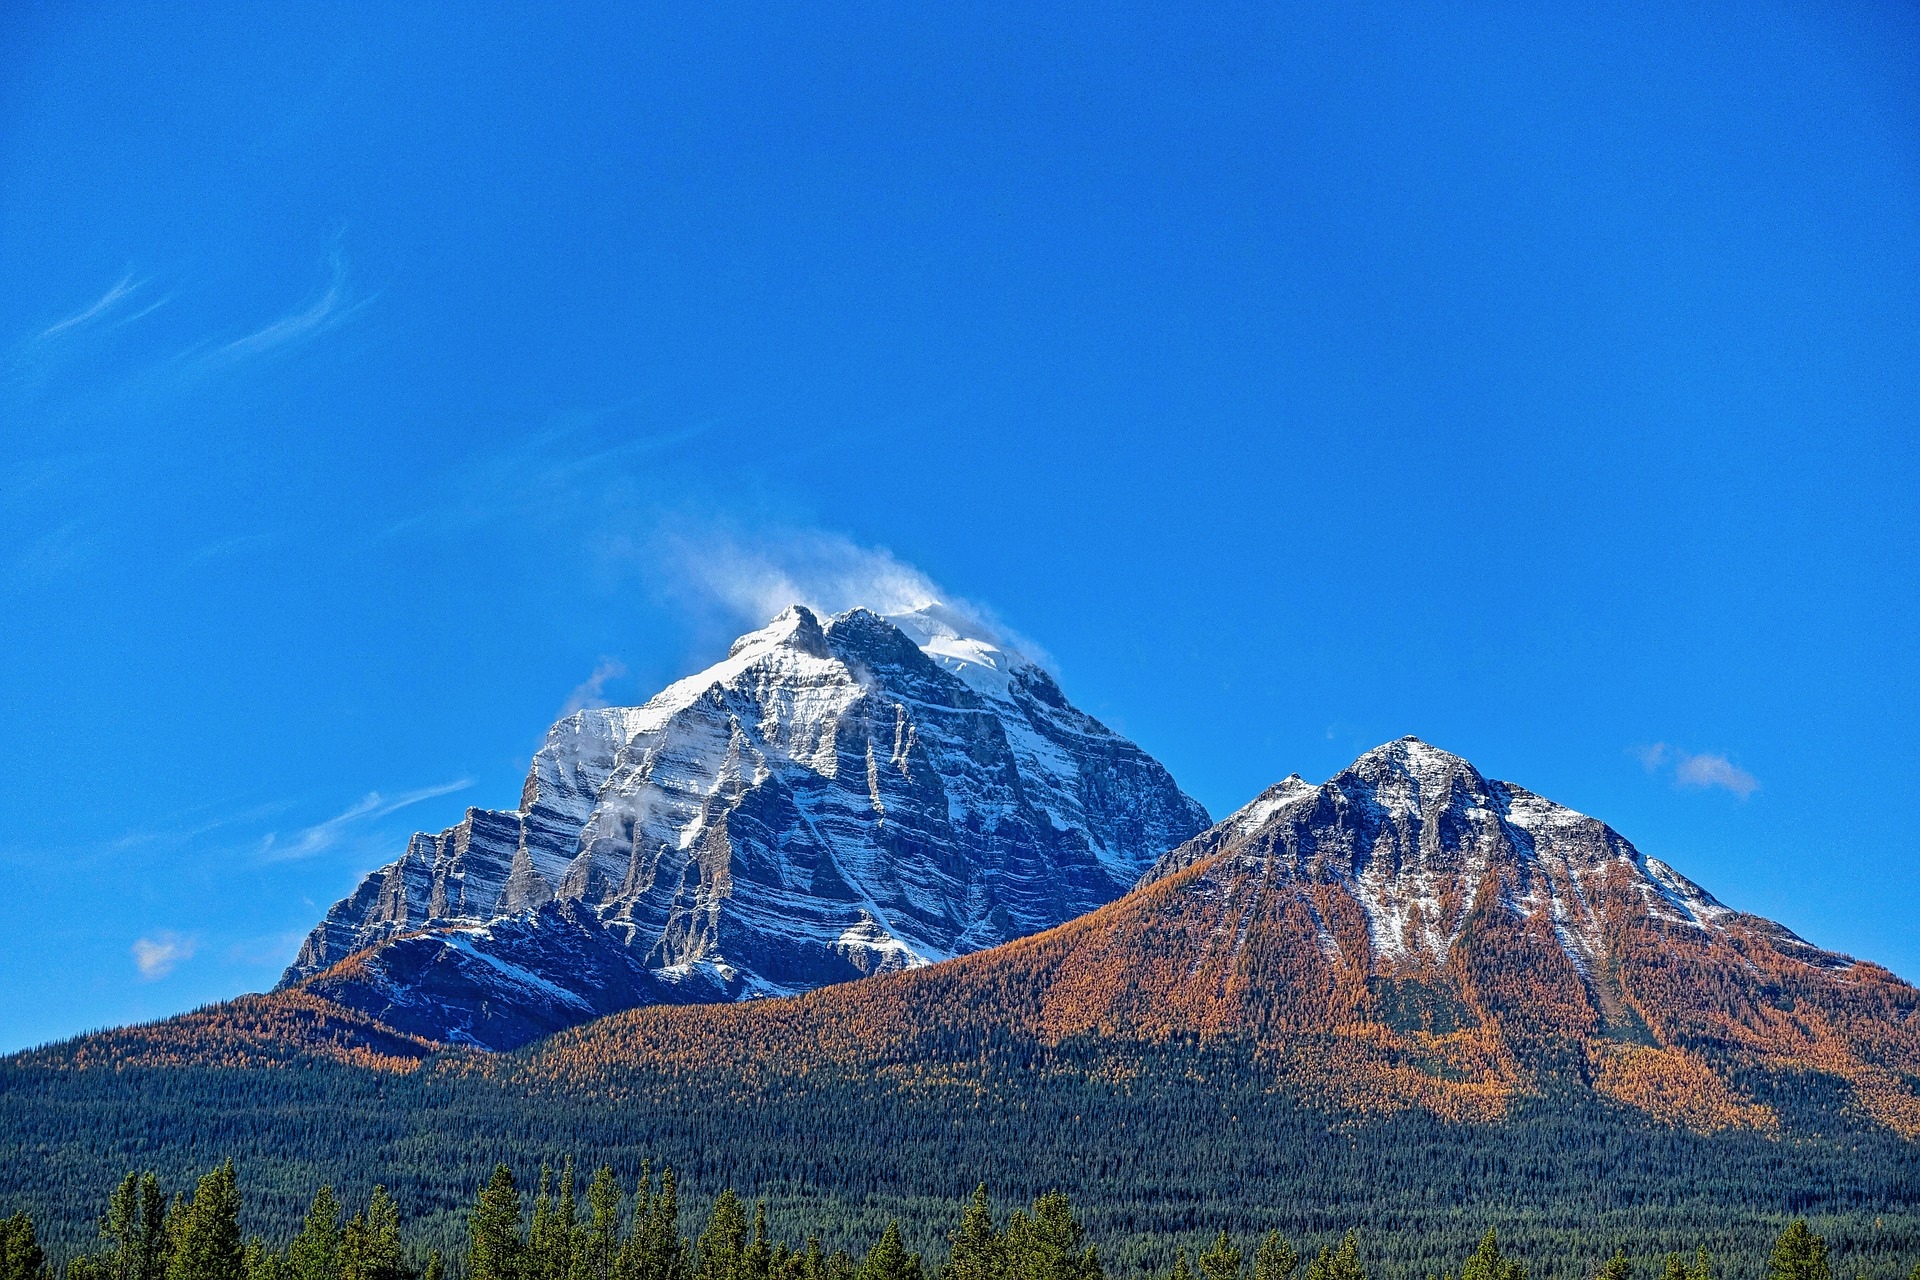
[281,604,1211,1048]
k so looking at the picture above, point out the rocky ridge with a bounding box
[277,604,1211,1049]
[507,737,1920,1137]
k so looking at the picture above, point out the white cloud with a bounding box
[1672,751,1761,799]
[672,528,944,622]
[131,931,196,980]
[652,526,1048,665]
[1632,742,1759,799]
[203,250,364,367]
[561,658,628,714]
[35,275,146,341]
[260,778,474,862]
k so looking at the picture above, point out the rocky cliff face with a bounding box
[279,604,1210,1049]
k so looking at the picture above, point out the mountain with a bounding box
[10,739,1919,1275]
[276,604,1211,1050]
[495,736,1920,1138]
[39,737,1919,1137]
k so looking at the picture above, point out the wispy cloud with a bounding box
[667,528,946,622]
[1630,743,1670,771]
[561,658,629,715]
[5,519,94,589]
[1633,743,1760,799]
[101,798,296,858]
[375,410,716,544]
[131,932,197,980]
[182,529,283,567]
[646,525,1050,669]
[34,274,150,342]
[259,778,473,862]
[199,250,365,370]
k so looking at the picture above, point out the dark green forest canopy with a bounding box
[3,1040,1919,1280]
[0,1154,1915,1280]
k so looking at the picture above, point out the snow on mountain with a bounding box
[1142,735,1764,977]
[281,604,1210,1049]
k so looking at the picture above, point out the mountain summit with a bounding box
[1139,734,1734,975]
[277,605,1210,1049]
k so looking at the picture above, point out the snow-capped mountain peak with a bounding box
[881,601,1032,700]
[1144,737,1759,976]
[281,605,1210,1050]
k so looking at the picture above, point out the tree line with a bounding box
[2,1163,1915,1280]
[8,1050,1918,1280]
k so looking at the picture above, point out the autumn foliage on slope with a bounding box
[16,991,440,1073]
[489,840,1920,1138]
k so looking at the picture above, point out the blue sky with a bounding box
[2,1,1916,1052]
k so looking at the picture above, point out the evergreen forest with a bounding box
[1,1155,1915,1280]
[4,1041,1919,1280]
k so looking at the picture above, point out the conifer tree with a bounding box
[855,1224,920,1280]
[742,1207,772,1280]
[140,1178,169,1280]
[529,1164,577,1280]
[696,1191,746,1280]
[1659,1257,1685,1280]
[616,1167,653,1280]
[1252,1235,1297,1280]
[1198,1234,1241,1280]
[337,1189,402,1280]
[944,1188,1001,1280]
[365,1188,406,1280]
[1459,1232,1523,1280]
[1768,1223,1830,1280]
[166,1164,244,1280]
[470,1166,525,1280]
[530,1169,556,1280]
[634,1169,680,1280]
[1303,1233,1364,1280]
[102,1174,168,1280]
[576,1168,623,1280]
[240,1240,278,1280]
[1686,1252,1710,1280]
[1004,1195,1097,1280]
[423,1255,443,1280]
[105,1176,143,1280]
[1167,1254,1194,1280]
[1,1211,47,1280]
[1596,1253,1630,1280]
[288,1189,342,1280]
[339,1215,367,1280]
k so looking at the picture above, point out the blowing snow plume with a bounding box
[657,527,1046,667]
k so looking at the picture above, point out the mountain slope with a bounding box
[276,604,1210,1049]
[494,738,1920,1138]
[11,740,1919,1279]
